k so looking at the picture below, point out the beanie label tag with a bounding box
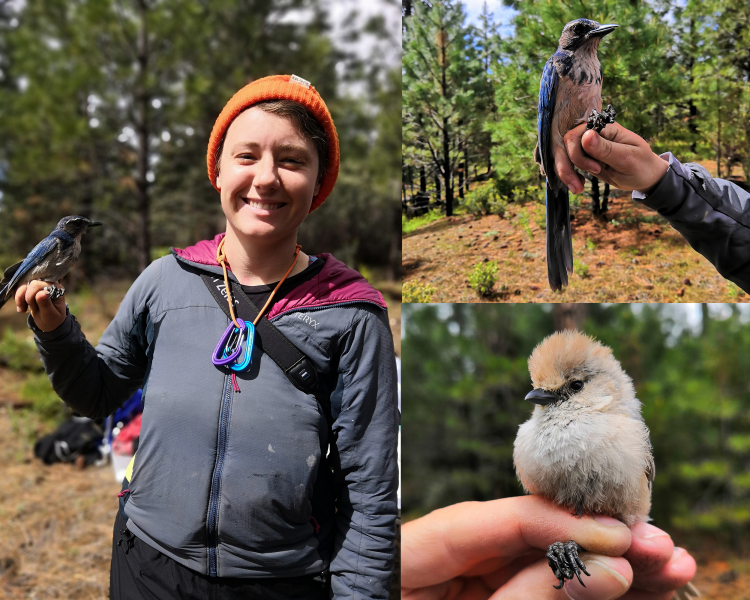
[290,74,311,89]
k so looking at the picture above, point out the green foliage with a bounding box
[0,329,43,372]
[0,0,400,277]
[462,183,507,217]
[20,372,67,424]
[586,238,596,253]
[402,210,444,235]
[516,208,533,240]
[468,260,497,297]
[402,304,750,540]
[402,280,436,303]
[573,258,589,278]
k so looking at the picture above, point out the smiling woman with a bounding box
[17,74,399,600]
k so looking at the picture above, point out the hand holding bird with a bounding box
[0,215,101,331]
[514,330,699,598]
[535,19,617,290]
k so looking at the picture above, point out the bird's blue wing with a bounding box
[537,57,559,183]
[1,235,59,293]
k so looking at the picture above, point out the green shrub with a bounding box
[573,259,590,279]
[21,372,67,424]
[462,184,507,217]
[468,261,498,297]
[0,329,43,372]
[402,210,444,235]
[517,208,533,240]
[403,280,436,303]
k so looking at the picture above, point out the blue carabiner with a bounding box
[212,319,246,366]
[231,321,255,371]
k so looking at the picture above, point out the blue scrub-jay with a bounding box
[535,19,617,290]
[0,215,101,308]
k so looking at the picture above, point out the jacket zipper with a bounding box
[207,373,233,577]
[269,300,386,322]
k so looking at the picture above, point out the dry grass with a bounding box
[0,407,120,600]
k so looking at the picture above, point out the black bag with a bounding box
[34,418,103,465]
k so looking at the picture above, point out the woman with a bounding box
[17,75,399,600]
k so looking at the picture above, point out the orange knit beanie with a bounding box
[207,74,340,212]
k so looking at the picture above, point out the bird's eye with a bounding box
[570,380,584,392]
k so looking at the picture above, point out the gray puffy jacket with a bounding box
[29,235,399,599]
[633,152,750,292]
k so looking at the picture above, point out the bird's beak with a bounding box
[524,388,559,406]
[588,24,618,39]
[88,221,103,227]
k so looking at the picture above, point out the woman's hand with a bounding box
[558,122,670,195]
[15,280,67,332]
[402,496,696,600]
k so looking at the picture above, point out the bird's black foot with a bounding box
[547,540,591,589]
[586,104,617,133]
[43,285,65,301]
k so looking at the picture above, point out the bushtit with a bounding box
[513,330,698,598]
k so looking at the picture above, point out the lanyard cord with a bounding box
[215,237,302,328]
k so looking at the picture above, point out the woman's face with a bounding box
[216,106,321,246]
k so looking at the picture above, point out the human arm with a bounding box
[22,259,162,419]
[330,308,399,599]
[402,495,696,600]
[559,122,750,292]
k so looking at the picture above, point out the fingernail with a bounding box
[594,515,627,528]
[632,522,670,540]
[673,547,687,558]
[587,131,598,147]
[565,555,630,600]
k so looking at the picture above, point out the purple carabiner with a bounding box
[212,319,246,366]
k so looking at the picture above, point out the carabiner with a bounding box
[212,319,246,366]
[230,321,255,372]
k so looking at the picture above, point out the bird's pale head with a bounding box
[525,330,638,416]
[57,215,102,237]
[558,18,617,53]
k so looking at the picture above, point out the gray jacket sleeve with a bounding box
[330,308,399,600]
[633,152,750,291]
[29,259,161,419]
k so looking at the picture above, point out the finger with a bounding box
[14,285,29,313]
[565,124,602,174]
[402,578,493,600]
[489,554,632,600]
[581,128,641,175]
[34,285,57,317]
[629,547,696,593]
[24,280,50,314]
[619,590,674,600]
[402,496,631,589]
[624,522,674,575]
[553,144,586,194]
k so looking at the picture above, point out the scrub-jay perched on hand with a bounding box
[535,19,617,290]
[0,215,101,308]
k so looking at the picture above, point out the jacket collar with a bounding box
[172,233,386,319]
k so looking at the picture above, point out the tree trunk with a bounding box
[435,172,441,202]
[553,304,588,332]
[420,165,426,192]
[591,176,600,215]
[458,157,464,200]
[602,182,609,213]
[135,0,151,273]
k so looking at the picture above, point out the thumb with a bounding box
[581,129,615,163]
[492,555,632,600]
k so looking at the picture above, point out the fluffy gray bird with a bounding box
[513,331,699,598]
[0,215,101,309]
[535,19,617,290]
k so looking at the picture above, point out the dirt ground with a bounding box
[403,174,747,304]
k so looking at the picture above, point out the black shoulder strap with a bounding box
[200,274,319,394]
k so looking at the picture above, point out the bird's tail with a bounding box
[0,260,23,309]
[545,182,573,290]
